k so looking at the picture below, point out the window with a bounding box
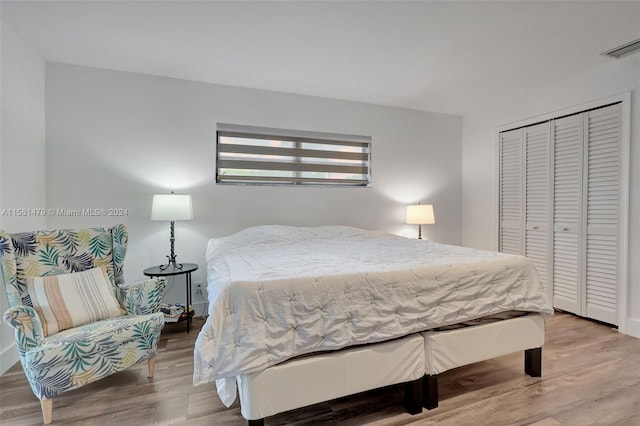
[216,124,371,186]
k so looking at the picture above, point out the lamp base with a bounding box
[159,255,183,271]
[159,220,183,270]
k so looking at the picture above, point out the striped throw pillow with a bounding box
[26,267,125,336]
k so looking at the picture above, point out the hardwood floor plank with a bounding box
[550,381,640,425]
[528,418,563,426]
[401,353,640,425]
[2,313,639,425]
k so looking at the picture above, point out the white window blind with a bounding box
[216,124,371,186]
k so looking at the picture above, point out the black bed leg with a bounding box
[403,377,423,414]
[248,419,264,426]
[423,374,439,410]
[525,347,542,377]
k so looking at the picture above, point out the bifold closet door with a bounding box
[524,123,551,291]
[551,103,621,325]
[583,104,621,325]
[499,129,523,255]
[551,114,583,316]
[500,101,624,326]
[499,124,551,290]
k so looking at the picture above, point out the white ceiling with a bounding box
[2,1,639,115]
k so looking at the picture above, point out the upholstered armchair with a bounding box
[1,225,166,424]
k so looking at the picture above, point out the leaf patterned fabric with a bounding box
[20,313,164,399]
[1,226,128,308]
[1,225,166,401]
[118,278,166,315]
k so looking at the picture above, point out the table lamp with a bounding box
[406,204,435,239]
[151,192,193,270]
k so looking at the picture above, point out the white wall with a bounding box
[45,63,463,313]
[0,24,46,374]
[461,54,640,336]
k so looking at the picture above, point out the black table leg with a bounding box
[186,272,192,333]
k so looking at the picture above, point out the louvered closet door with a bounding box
[500,129,524,255]
[584,104,621,325]
[525,123,550,291]
[552,114,583,315]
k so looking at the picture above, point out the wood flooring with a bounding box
[1,312,640,425]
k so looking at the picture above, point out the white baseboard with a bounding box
[0,342,19,376]
[626,318,640,339]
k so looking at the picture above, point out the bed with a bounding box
[194,225,553,424]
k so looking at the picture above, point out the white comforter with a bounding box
[194,225,553,404]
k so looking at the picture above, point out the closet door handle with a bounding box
[533,226,539,230]
[563,227,569,231]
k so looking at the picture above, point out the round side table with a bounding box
[143,263,199,333]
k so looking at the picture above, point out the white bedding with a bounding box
[194,225,553,404]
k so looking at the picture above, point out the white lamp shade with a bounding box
[406,204,435,225]
[151,194,193,221]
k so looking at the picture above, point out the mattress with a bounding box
[194,225,553,404]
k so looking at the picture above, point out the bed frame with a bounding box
[238,313,545,425]
[421,313,544,409]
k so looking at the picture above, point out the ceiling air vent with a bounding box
[602,38,640,58]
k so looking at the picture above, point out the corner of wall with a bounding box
[0,342,19,376]
[0,21,46,376]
